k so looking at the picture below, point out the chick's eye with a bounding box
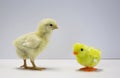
[81,48,83,51]
[49,24,53,26]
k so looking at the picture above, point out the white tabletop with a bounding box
[0,59,119,78]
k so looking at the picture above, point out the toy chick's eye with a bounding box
[81,48,83,51]
[49,24,53,26]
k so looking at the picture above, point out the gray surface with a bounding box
[0,0,120,59]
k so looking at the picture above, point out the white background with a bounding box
[0,0,120,59]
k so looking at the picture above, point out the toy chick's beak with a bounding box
[73,51,78,55]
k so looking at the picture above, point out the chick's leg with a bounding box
[20,59,27,68]
[30,60,36,68]
[30,59,46,70]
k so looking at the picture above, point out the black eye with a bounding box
[49,24,53,26]
[81,48,83,51]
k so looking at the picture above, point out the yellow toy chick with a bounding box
[14,18,58,70]
[73,43,101,72]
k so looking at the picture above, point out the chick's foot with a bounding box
[20,65,28,69]
[31,67,46,70]
[24,66,46,70]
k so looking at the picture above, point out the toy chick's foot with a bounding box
[80,67,97,72]
[80,67,88,70]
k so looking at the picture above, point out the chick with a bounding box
[73,43,101,72]
[14,18,58,70]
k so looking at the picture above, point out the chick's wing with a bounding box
[22,35,41,49]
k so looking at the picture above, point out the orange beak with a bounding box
[73,51,78,55]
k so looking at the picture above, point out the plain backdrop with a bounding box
[0,0,120,59]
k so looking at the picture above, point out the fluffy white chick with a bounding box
[14,18,58,70]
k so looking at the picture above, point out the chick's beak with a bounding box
[54,26,58,29]
[73,51,78,55]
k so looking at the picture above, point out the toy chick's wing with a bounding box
[22,35,41,49]
[88,48,101,62]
